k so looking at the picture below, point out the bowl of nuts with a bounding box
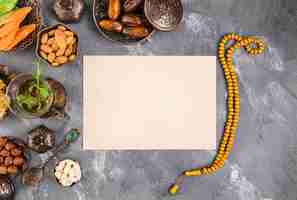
[93,0,155,44]
[36,24,78,68]
[0,136,28,177]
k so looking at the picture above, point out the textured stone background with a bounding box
[0,0,297,199]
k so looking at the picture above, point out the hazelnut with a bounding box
[5,143,16,151]
[4,157,13,166]
[11,148,22,157]
[0,149,10,157]
[0,165,7,174]
[13,157,25,166]
[7,166,18,174]
[0,137,8,147]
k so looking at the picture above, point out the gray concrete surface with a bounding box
[0,0,297,199]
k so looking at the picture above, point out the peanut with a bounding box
[41,33,48,44]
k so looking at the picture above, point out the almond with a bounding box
[56,47,65,57]
[55,29,67,50]
[41,33,48,44]
[40,44,52,53]
[48,53,56,63]
[56,56,68,64]
[39,51,48,60]
[65,46,73,56]
[65,31,74,37]
[48,30,56,36]
[58,26,67,31]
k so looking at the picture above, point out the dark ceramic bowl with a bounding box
[93,0,155,44]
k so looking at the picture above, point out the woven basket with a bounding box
[17,0,42,49]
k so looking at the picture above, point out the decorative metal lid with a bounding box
[144,0,183,31]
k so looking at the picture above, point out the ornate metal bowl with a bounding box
[93,0,155,44]
[35,23,79,68]
[6,73,54,119]
[144,0,183,31]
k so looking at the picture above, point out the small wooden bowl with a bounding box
[36,24,79,68]
[93,0,155,44]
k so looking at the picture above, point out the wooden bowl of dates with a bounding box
[36,24,78,68]
[93,0,155,44]
[0,136,29,177]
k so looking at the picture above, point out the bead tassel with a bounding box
[168,33,265,195]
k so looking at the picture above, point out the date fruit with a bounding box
[108,0,121,20]
[121,14,142,26]
[98,20,123,33]
[123,0,143,12]
[122,26,149,38]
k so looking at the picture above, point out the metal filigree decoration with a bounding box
[144,0,183,31]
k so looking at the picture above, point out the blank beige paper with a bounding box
[83,56,216,150]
